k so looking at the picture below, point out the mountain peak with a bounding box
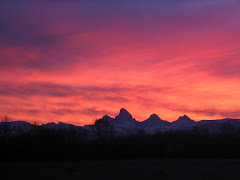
[173,115,195,123]
[119,108,132,118]
[102,115,114,121]
[141,113,166,126]
[115,108,133,122]
[103,115,111,119]
[149,114,161,120]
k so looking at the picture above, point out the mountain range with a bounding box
[2,108,240,137]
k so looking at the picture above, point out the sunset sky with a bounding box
[1,0,240,125]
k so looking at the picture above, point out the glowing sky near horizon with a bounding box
[1,0,240,125]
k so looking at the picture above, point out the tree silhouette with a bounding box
[94,118,114,138]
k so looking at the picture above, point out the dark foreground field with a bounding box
[1,159,240,180]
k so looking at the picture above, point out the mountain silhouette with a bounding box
[173,115,195,124]
[2,108,240,137]
[141,114,169,126]
[115,108,136,122]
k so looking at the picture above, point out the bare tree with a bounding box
[94,118,114,138]
[0,115,14,144]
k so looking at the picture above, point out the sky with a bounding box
[0,0,240,125]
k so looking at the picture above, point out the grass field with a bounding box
[1,159,240,180]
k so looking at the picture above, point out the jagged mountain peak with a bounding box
[120,108,131,116]
[102,115,111,119]
[115,108,134,122]
[102,115,114,121]
[117,108,132,118]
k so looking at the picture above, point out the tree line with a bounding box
[1,115,240,161]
